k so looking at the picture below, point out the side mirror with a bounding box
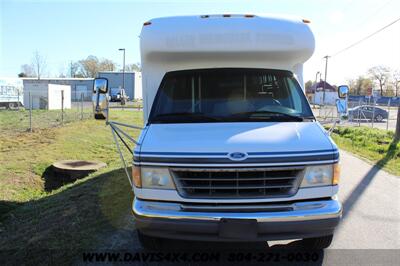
[338,85,349,99]
[94,78,108,94]
[92,78,109,120]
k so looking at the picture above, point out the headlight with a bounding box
[140,167,175,189]
[300,164,340,187]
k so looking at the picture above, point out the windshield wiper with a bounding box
[231,111,304,122]
[151,112,221,123]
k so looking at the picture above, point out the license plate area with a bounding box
[218,218,258,239]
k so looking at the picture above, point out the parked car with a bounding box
[348,105,388,122]
[110,87,129,104]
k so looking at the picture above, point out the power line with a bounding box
[352,0,394,30]
[332,16,400,57]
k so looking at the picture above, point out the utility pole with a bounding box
[315,71,321,85]
[314,71,321,109]
[70,61,73,78]
[395,105,400,141]
[119,48,126,94]
[323,55,330,106]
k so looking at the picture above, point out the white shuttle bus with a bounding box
[0,78,24,109]
[95,14,348,249]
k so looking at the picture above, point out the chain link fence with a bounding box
[0,93,94,133]
[314,97,399,131]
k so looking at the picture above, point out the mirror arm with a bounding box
[107,121,143,189]
[107,120,143,130]
[110,126,133,188]
[327,119,339,135]
[112,126,132,154]
[109,122,140,145]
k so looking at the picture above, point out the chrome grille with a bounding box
[171,167,304,199]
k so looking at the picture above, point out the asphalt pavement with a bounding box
[330,150,399,249]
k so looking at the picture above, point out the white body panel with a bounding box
[140,15,315,122]
[134,71,143,99]
[134,15,339,208]
[135,122,338,202]
[139,122,333,154]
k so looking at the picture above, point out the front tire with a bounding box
[375,114,383,122]
[301,234,333,249]
[137,230,164,250]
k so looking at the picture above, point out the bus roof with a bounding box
[139,14,315,120]
[141,14,314,65]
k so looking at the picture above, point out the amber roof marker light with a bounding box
[244,14,255,18]
[143,21,152,26]
[302,19,311,24]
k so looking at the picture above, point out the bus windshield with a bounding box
[149,68,314,124]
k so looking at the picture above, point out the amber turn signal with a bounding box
[132,166,142,188]
[333,163,340,185]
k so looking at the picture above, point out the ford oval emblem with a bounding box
[228,152,248,161]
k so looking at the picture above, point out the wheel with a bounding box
[301,234,333,249]
[8,102,17,110]
[137,230,164,250]
[94,113,106,120]
[375,114,383,122]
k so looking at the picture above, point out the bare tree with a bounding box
[126,63,141,72]
[393,71,400,97]
[348,75,373,95]
[77,56,117,77]
[99,59,116,72]
[78,56,99,77]
[32,50,47,79]
[368,66,391,96]
[304,80,313,92]
[68,62,80,78]
[19,64,35,77]
[58,70,66,78]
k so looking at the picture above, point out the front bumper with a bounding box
[133,197,342,242]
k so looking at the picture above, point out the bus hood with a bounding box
[136,122,338,165]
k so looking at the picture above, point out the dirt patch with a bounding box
[42,165,96,192]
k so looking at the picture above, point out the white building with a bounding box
[23,78,94,101]
[314,91,338,105]
[24,83,71,110]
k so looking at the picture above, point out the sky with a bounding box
[1,0,400,85]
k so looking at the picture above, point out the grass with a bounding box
[0,109,143,264]
[329,126,400,176]
[0,107,94,133]
[110,99,143,109]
